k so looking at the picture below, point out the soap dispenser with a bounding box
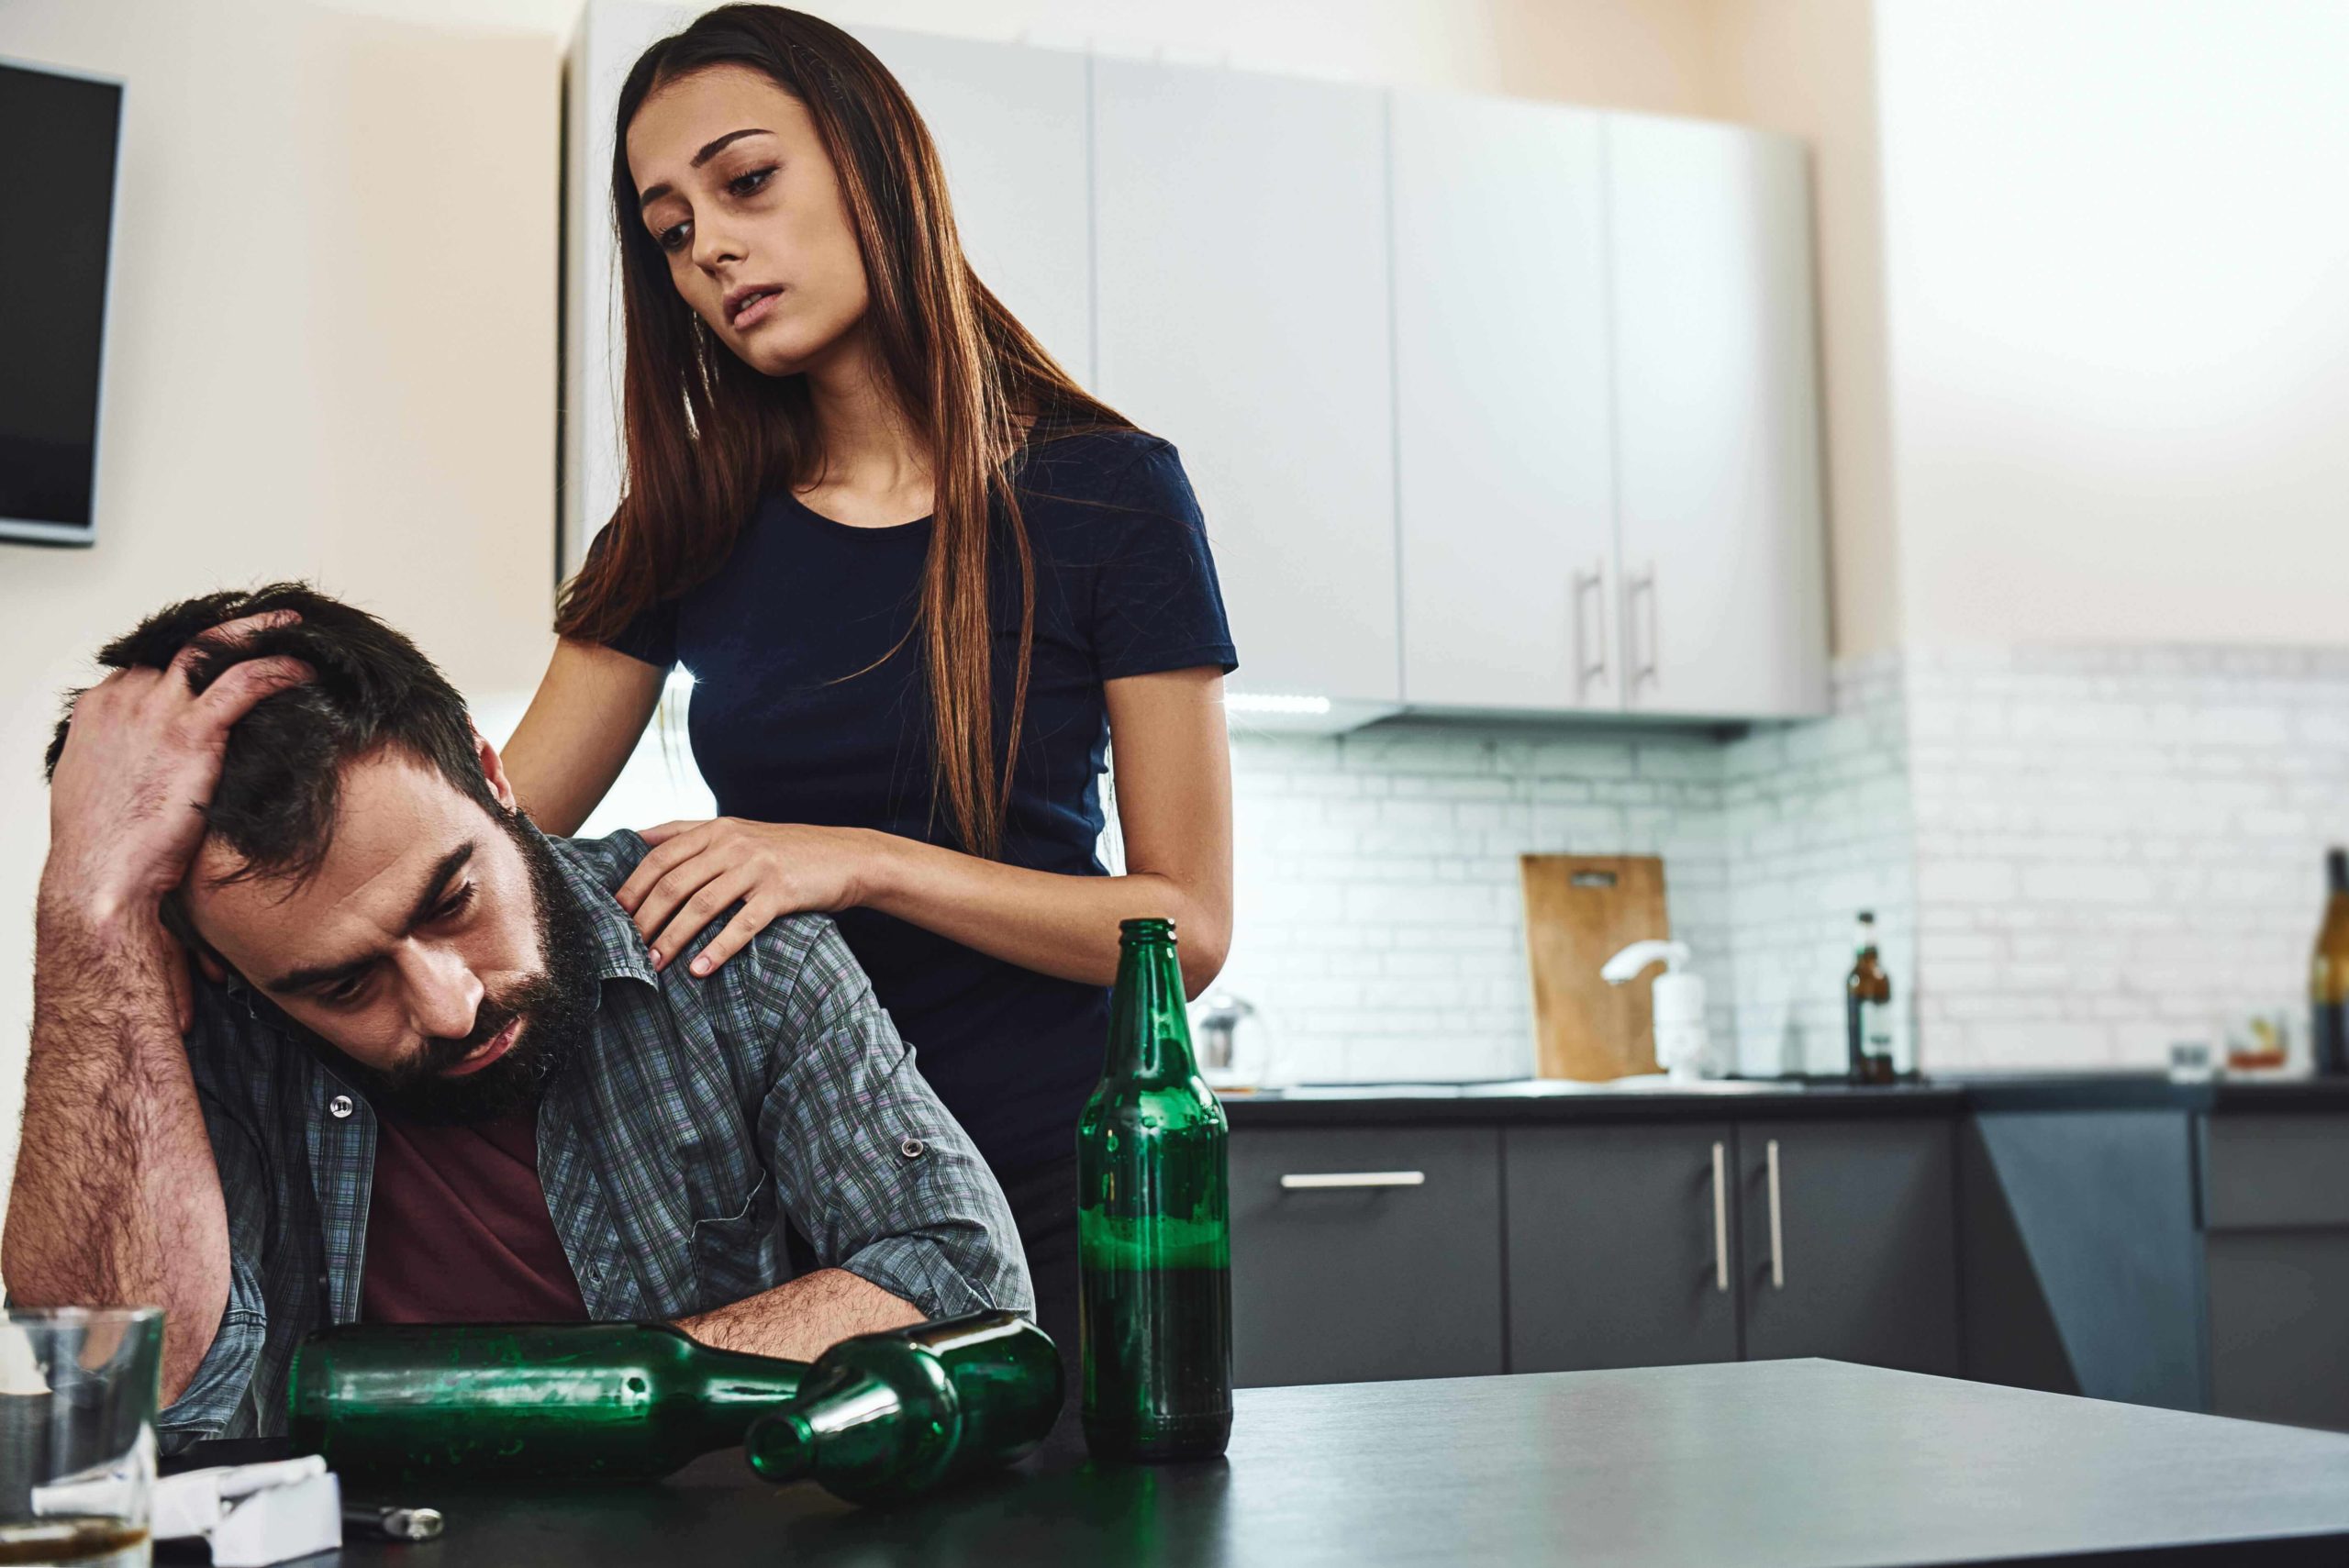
[1600,940,1712,1082]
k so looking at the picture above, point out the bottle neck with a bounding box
[1108,937,1198,1083]
[744,1369,907,1484]
[2328,851,2348,898]
[1854,925,1878,961]
[684,1337,807,1451]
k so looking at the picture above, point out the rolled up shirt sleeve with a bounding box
[752,917,1033,1320]
[156,1082,272,1451]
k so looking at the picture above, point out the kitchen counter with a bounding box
[330,1360,2349,1567]
[1219,1070,2349,1125]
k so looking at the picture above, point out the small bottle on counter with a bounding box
[1846,912,1897,1085]
[2314,848,2349,1076]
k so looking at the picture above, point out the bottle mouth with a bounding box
[744,1409,817,1484]
[1119,917,1177,943]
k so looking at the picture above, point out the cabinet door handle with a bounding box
[1574,562,1609,695]
[1766,1138,1786,1290]
[1278,1171,1426,1190]
[1710,1140,1729,1294]
[1625,565,1660,694]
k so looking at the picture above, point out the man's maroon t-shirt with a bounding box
[360,1107,589,1323]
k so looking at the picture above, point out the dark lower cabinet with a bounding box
[2207,1232,2349,1429]
[1504,1123,1739,1372]
[1229,1125,1505,1386]
[1229,1101,2349,1423]
[1737,1118,1961,1374]
[2202,1113,2349,1429]
[1230,1113,1960,1389]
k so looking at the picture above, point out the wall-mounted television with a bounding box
[1,58,125,548]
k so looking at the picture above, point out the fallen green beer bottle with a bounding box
[1077,917,1233,1462]
[288,1322,805,1481]
[743,1310,1062,1505]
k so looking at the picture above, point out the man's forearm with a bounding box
[3,896,230,1405]
[672,1267,923,1362]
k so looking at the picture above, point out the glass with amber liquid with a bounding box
[2315,849,2349,1077]
[1078,917,1232,1462]
[1846,912,1897,1084]
[288,1322,805,1482]
[0,1308,161,1568]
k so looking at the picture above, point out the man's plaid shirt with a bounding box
[160,828,1030,1449]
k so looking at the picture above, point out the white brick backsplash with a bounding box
[1903,643,2349,1073]
[1224,640,2347,1084]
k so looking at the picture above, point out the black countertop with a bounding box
[1219,1071,2349,1126]
[326,1360,2349,1567]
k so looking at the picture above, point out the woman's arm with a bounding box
[500,638,667,837]
[868,665,1233,996]
[619,666,1236,998]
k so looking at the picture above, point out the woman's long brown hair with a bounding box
[558,4,1130,859]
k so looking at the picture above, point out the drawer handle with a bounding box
[1278,1171,1427,1190]
[1766,1138,1786,1290]
[1710,1140,1729,1294]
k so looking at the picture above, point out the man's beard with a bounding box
[328,809,600,1126]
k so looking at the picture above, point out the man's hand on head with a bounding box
[40,611,311,970]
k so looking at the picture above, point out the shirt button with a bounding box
[328,1095,354,1119]
[898,1137,927,1161]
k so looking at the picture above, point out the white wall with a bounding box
[1709,0,1899,659]
[331,0,1729,105]
[1876,0,2349,651]
[0,0,561,1225]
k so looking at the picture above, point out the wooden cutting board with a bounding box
[1520,854,1670,1081]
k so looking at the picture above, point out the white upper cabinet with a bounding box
[1391,91,1619,713]
[847,28,1090,385]
[1604,115,1829,719]
[1092,59,1400,710]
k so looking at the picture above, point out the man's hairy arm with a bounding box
[673,1269,923,1362]
[700,914,1033,1356]
[5,613,309,1406]
[6,902,230,1404]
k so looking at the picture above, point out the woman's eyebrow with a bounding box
[638,128,774,210]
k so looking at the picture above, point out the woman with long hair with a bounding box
[500,5,1236,1399]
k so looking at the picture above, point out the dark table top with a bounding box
[306,1360,2349,1567]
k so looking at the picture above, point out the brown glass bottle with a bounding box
[2315,849,2349,1077]
[1846,912,1896,1085]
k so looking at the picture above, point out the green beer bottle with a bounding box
[1078,917,1233,1462]
[743,1310,1062,1505]
[288,1322,805,1482]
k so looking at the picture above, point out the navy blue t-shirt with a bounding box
[595,426,1237,1175]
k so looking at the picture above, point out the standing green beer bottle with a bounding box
[289,1322,806,1482]
[1078,917,1233,1462]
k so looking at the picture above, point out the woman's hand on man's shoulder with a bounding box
[615,818,876,977]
